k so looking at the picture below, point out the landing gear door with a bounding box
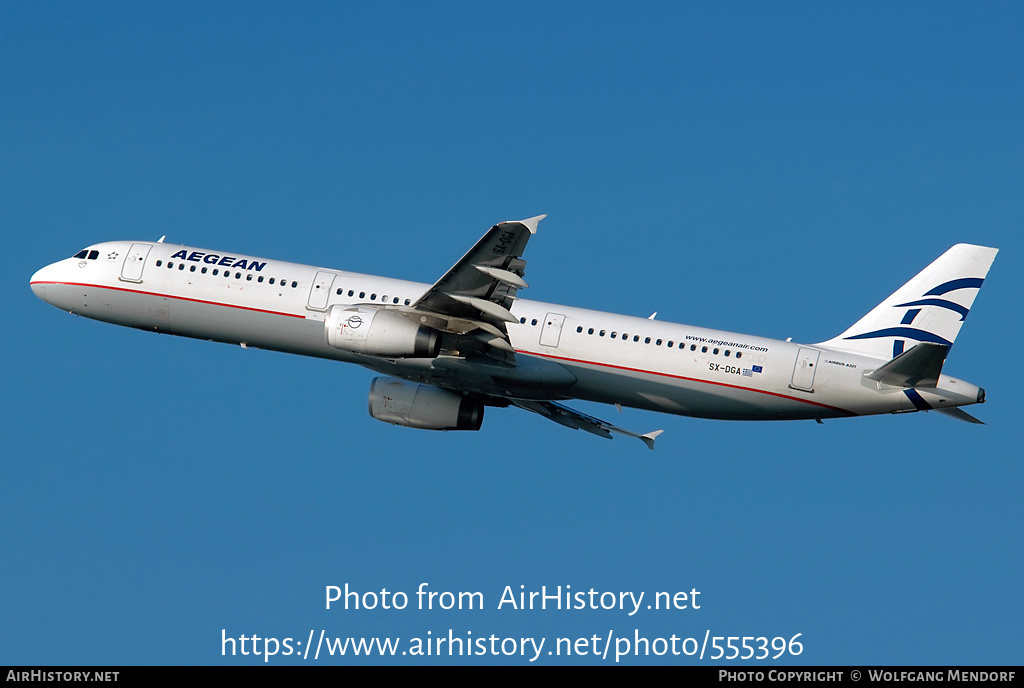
[790,347,820,392]
[307,271,336,311]
[539,312,566,348]
[120,243,151,283]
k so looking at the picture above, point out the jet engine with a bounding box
[325,306,440,357]
[368,378,484,431]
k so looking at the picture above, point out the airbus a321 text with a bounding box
[30,216,998,448]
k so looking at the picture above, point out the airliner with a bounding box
[30,216,997,448]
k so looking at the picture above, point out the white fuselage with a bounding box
[30,240,984,423]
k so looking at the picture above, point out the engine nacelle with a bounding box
[325,306,440,357]
[368,378,484,431]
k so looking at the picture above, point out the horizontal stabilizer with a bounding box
[864,342,948,388]
[935,407,984,424]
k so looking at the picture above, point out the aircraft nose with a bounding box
[30,267,47,297]
[30,262,62,302]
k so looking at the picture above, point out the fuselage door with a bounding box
[790,347,820,391]
[539,312,566,348]
[307,271,336,311]
[120,243,152,283]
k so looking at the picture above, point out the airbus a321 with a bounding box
[30,216,997,448]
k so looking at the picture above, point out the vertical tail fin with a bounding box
[816,243,998,360]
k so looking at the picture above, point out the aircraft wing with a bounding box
[402,215,545,358]
[386,216,663,447]
[512,399,664,450]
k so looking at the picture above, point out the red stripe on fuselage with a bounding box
[516,348,855,416]
[29,281,307,320]
[34,280,853,416]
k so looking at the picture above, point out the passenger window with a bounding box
[393,297,399,304]
[350,290,355,297]
[359,292,365,299]
[701,346,708,353]
[257,275,262,282]
[156,260,163,267]
[269,278,275,284]
[599,330,606,337]
[179,264,185,270]
[202,267,208,274]
[246,274,252,281]
[235,272,241,279]
[691,344,697,351]
[371,294,377,300]
[736,352,742,359]
[520,317,526,324]
[168,262,174,269]
[213,269,219,276]
[292,281,297,288]
[656,339,661,346]
[611,332,617,338]
[634,335,641,342]
[531,319,538,326]
[404,299,410,305]
[337,288,342,295]
[191,265,196,272]
[588,328,594,335]
[724,350,730,356]
[576,326,583,333]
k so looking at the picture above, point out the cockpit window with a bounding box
[75,249,100,260]
[74,250,89,259]
[88,250,99,260]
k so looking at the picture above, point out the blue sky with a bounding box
[3,2,1021,665]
